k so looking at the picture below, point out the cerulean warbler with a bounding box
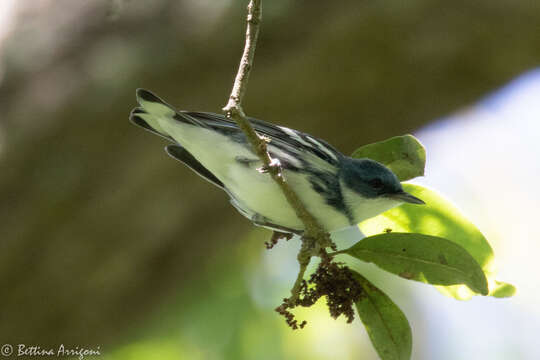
[130,89,424,234]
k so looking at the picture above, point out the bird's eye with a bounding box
[369,178,383,189]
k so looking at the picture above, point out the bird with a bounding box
[130,89,424,235]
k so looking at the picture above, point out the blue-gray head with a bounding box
[339,157,424,222]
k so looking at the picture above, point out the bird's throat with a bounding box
[340,181,402,224]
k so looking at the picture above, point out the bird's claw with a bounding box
[257,157,281,173]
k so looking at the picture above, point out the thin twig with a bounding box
[223,0,261,113]
[288,237,314,302]
[222,0,333,301]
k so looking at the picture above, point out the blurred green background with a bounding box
[1,0,539,359]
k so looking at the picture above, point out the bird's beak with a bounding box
[387,191,425,205]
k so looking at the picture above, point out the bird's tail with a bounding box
[129,89,178,140]
[130,88,207,141]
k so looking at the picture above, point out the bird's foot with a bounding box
[257,157,281,174]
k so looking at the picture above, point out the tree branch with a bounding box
[223,0,261,113]
[222,0,333,301]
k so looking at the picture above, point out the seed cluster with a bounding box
[276,260,364,329]
[265,231,293,249]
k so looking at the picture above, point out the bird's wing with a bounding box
[131,89,342,172]
[185,111,343,172]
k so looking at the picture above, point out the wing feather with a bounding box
[185,111,342,171]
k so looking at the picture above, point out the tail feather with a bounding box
[129,107,174,141]
[131,89,209,139]
[136,88,176,117]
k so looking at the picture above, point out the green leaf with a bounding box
[352,271,412,360]
[488,281,516,298]
[351,135,426,181]
[344,233,488,295]
[358,183,516,300]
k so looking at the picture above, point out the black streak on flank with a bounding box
[305,166,354,225]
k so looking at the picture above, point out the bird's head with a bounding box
[339,157,424,222]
